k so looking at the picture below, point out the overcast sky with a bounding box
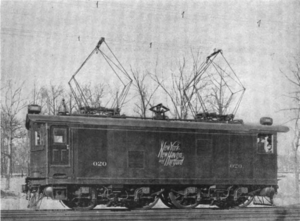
[1,0,300,153]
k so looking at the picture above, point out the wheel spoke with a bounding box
[129,187,159,209]
[238,196,254,208]
[66,187,97,210]
[168,188,199,209]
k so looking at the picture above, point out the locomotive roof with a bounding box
[26,114,289,133]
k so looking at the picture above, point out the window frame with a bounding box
[53,127,68,145]
[257,133,274,155]
[31,123,46,151]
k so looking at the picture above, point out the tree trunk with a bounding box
[5,136,12,190]
[294,149,299,204]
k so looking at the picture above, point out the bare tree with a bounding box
[81,83,107,108]
[281,58,300,203]
[32,83,110,115]
[32,84,64,115]
[64,91,78,114]
[31,84,46,113]
[1,80,27,189]
[44,84,64,115]
[151,51,206,119]
[131,68,159,118]
[12,131,29,175]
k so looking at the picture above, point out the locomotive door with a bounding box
[49,126,72,178]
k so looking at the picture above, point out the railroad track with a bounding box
[1,207,300,221]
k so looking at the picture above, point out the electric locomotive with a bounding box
[23,104,288,210]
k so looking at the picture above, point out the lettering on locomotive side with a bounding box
[229,164,243,169]
[158,141,185,167]
[93,161,107,167]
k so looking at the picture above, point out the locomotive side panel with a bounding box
[154,128,196,182]
[75,128,108,178]
[211,134,230,180]
[107,129,127,178]
[70,125,277,186]
[229,134,254,183]
[195,133,212,180]
[126,130,153,179]
[72,126,198,184]
[156,129,184,180]
[125,129,161,181]
[125,128,196,183]
[176,130,196,179]
[141,131,160,179]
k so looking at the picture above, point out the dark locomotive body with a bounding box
[23,113,288,209]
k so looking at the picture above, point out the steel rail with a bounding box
[2,207,300,221]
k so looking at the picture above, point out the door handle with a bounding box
[66,145,69,150]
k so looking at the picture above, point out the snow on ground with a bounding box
[273,173,300,206]
[0,175,299,210]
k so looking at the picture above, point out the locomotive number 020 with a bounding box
[229,164,243,169]
[93,161,107,167]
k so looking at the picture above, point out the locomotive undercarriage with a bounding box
[25,184,277,210]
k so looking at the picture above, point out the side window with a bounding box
[257,134,273,154]
[53,128,67,144]
[32,123,45,151]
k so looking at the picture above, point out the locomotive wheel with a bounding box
[237,196,254,208]
[61,200,73,209]
[28,192,43,210]
[138,196,159,209]
[67,187,97,210]
[168,191,199,209]
[215,200,232,209]
[28,192,38,209]
[160,192,176,208]
[132,187,160,209]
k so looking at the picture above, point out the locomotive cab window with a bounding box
[53,128,67,144]
[35,131,41,145]
[32,123,45,151]
[257,134,273,154]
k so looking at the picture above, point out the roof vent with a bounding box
[28,104,41,114]
[260,117,273,126]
